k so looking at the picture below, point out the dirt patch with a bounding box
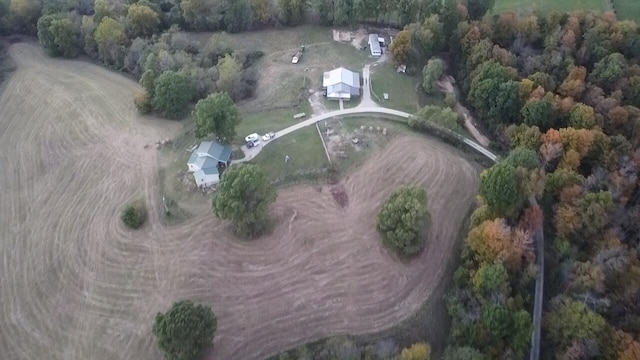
[330,184,349,208]
[320,119,391,161]
[0,43,480,360]
[332,28,368,49]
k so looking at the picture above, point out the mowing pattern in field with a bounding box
[0,43,479,360]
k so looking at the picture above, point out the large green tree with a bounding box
[479,162,524,217]
[153,300,217,360]
[126,4,159,38]
[193,92,241,141]
[216,53,241,96]
[544,297,607,348]
[521,94,556,130]
[376,186,430,256]
[38,13,79,57]
[422,57,445,94]
[152,71,192,118]
[213,164,277,237]
[94,16,127,65]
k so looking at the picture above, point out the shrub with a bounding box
[153,300,217,360]
[376,186,430,256]
[121,199,145,229]
[134,90,152,113]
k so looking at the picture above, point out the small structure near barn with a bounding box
[322,67,360,100]
[368,34,381,56]
[187,141,232,187]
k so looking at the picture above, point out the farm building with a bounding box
[368,34,381,56]
[187,141,232,187]
[322,67,360,100]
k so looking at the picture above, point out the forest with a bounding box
[1,0,639,359]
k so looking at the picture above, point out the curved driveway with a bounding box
[236,107,498,163]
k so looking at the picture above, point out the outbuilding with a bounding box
[322,67,360,100]
[368,34,381,56]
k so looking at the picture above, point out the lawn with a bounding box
[252,125,329,184]
[370,63,444,114]
[235,105,311,145]
[613,0,640,20]
[493,0,608,14]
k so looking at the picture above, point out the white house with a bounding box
[187,141,232,187]
[368,34,381,56]
[322,67,360,100]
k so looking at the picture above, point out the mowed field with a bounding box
[494,0,606,14]
[0,42,480,360]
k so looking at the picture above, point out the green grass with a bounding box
[252,125,329,184]
[493,0,608,14]
[236,105,311,145]
[613,0,640,20]
[370,63,444,114]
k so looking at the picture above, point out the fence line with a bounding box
[316,122,332,164]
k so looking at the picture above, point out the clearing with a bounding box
[0,42,480,360]
[493,0,608,14]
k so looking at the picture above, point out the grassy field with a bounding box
[235,105,311,144]
[370,63,444,113]
[493,0,608,14]
[613,0,640,20]
[252,125,329,184]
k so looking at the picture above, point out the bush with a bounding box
[153,300,217,360]
[121,200,145,228]
[134,90,152,113]
[376,186,430,256]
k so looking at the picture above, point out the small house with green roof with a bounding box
[187,141,232,187]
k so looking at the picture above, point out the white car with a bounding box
[245,133,259,143]
[262,132,275,141]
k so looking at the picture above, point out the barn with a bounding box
[322,67,360,100]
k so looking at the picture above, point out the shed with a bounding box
[368,34,381,56]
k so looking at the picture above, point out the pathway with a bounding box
[360,64,378,108]
[437,76,491,147]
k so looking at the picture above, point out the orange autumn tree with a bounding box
[467,219,534,271]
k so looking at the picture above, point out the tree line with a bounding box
[384,3,640,359]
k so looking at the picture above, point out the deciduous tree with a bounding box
[192,92,241,141]
[479,162,524,217]
[442,346,485,360]
[216,53,241,96]
[126,4,159,38]
[390,29,411,65]
[422,57,445,94]
[153,300,217,360]
[399,342,431,360]
[152,71,192,118]
[213,164,277,237]
[94,17,127,65]
[376,186,430,256]
[408,105,460,131]
[544,297,607,348]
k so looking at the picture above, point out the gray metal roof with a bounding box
[198,141,232,162]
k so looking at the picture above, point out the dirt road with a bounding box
[0,43,480,360]
[438,76,491,147]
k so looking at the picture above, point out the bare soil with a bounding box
[0,43,480,360]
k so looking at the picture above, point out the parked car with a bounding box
[245,133,259,143]
[246,140,254,148]
[262,132,275,141]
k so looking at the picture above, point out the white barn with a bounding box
[322,67,360,100]
[368,34,381,56]
[187,141,232,187]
